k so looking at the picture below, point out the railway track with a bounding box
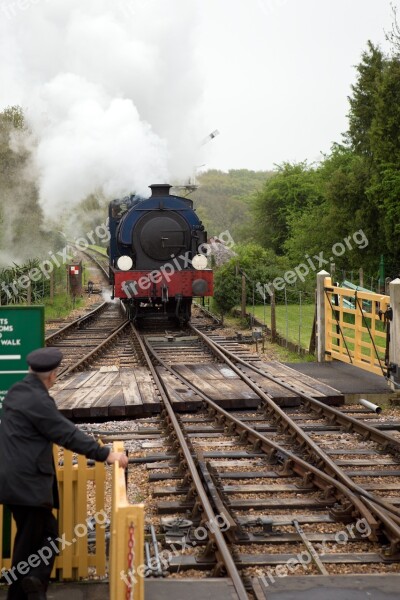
[45,246,144,376]
[86,318,400,597]
[46,302,131,376]
[80,246,110,279]
[48,287,400,593]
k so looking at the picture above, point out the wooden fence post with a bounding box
[316,270,330,363]
[270,290,277,343]
[389,278,400,389]
[241,274,246,318]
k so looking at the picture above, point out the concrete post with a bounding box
[316,270,330,363]
[389,278,400,388]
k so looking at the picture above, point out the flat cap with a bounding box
[26,347,63,372]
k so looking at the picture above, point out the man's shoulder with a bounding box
[5,376,49,404]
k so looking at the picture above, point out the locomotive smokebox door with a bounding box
[67,261,83,298]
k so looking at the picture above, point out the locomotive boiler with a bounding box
[108,184,213,322]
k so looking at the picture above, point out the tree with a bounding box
[213,260,241,322]
[346,41,385,158]
[194,169,272,243]
[253,162,323,255]
[0,106,64,266]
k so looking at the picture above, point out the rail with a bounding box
[80,247,110,280]
[109,441,144,600]
[45,301,109,344]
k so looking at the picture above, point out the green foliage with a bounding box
[43,293,84,320]
[251,31,400,283]
[194,169,272,243]
[346,41,385,157]
[253,163,324,255]
[283,147,381,275]
[0,105,63,265]
[213,260,241,316]
[213,243,291,314]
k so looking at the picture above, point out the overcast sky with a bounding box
[199,0,394,171]
[0,0,395,207]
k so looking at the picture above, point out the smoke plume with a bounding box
[0,0,204,213]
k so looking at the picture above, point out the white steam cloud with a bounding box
[0,0,204,213]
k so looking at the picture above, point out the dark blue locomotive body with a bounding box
[108,184,213,322]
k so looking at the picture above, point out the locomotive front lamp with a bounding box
[192,254,208,270]
[117,255,134,271]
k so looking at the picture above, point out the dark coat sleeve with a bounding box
[25,393,110,461]
[0,376,111,507]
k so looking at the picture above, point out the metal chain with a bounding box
[126,522,135,600]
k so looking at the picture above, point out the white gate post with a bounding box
[316,270,330,363]
[389,278,400,388]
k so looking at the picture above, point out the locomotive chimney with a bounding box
[149,184,172,197]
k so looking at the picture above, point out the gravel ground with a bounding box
[70,397,400,583]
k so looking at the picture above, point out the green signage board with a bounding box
[0,306,44,559]
[0,306,45,417]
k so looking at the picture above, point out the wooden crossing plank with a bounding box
[72,385,109,418]
[134,367,160,409]
[59,387,93,409]
[119,369,143,415]
[256,361,343,401]
[55,371,98,391]
[239,365,299,400]
[188,364,227,380]
[81,371,120,387]
[156,367,203,410]
[173,364,229,400]
[214,364,241,379]
[173,363,260,406]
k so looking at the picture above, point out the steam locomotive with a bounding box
[108,184,213,322]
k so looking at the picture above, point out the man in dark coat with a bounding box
[0,348,128,600]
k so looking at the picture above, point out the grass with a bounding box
[41,292,84,320]
[206,299,315,363]
[246,303,315,349]
[87,244,108,256]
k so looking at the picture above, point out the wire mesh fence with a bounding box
[245,289,315,354]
